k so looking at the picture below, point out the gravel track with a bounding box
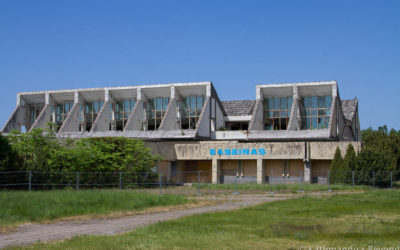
[0,196,287,248]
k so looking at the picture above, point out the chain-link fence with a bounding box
[1,170,399,195]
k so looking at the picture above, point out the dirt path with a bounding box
[0,196,287,248]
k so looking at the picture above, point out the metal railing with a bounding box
[0,170,399,194]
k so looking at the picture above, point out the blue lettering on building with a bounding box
[209,148,266,156]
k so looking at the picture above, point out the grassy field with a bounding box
[0,190,187,229]
[14,190,400,249]
[194,182,371,193]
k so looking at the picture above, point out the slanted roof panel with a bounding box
[341,99,358,122]
[221,100,255,116]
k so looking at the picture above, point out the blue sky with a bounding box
[0,0,399,129]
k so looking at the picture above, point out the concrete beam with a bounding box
[212,158,221,184]
[257,159,265,184]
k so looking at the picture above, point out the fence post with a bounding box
[159,173,162,196]
[373,171,375,188]
[119,172,122,190]
[233,173,239,195]
[390,171,393,189]
[352,171,355,186]
[327,170,331,192]
[28,171,32,191]
[76,172,79,190]
[197,171,201,196]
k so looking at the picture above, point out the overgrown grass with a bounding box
[195,182,371,193]
[16,190,400,249]
[0,190,187,228]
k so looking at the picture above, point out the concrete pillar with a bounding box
[304,161,311,183]
[212,158,221,184]
[257,159,265,184]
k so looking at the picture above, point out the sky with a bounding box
[0,0,399,130]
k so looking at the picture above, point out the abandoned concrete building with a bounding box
[2,81,361,184]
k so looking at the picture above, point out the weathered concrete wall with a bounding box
[124,100,144,131]
[309,141,361,159]
[90,100,110,132]
[215,98,225,130]
[144,140,362,162]
[1,106,28,133]
[175,141,305,160]
[196,97,210,138]
[215,131,247,140]
[159,99,178,130]
[59,103,80,132]
[249,99,263,130]
[29,105,51,131]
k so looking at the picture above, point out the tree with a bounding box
[0,133,18,171]
[330,147,343,184]
[342,144,357,183]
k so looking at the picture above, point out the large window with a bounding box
[111,99,135,131]
[263,96,293,130]
[29,104,44,125]
[83,100,104,131]
[52,101,73,131]
[147,97,169,130]
[178,96,204,129]
[300,96,332,130]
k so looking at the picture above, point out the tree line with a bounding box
[330,125,400,186]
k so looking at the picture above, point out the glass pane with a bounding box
[268,98,273,109]
[196,96,203,110]
[305,108,310,116]
[318,96,325,108]
[280,111,286,117]
[57,104,62,114]
[116,101,123,112]
[326,96,332,108]
[264,111,270,118]
[190,96,196,110]
[274,97,280,109]
[64,103,69,113]
[311,96,317,108]
[312,109,317,116]
[94,101,99,113]
[156,98,162,111]
[318,117,325,129]
[318,109,325,116]
[148,99,155,110]
[288,97,293,110]
[124,100,130,112]
[280,97,286,109]
[326,109,331,116]
[163,98,169,110]
[303,97,311,108]
[273,111,279,118]
[312,117,317,130]
[306,118,311,129]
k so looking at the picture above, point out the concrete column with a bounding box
[257,159,265,184]
[212,158,221,184]
[303,161,311,183]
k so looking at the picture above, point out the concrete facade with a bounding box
[2,81,361,184]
